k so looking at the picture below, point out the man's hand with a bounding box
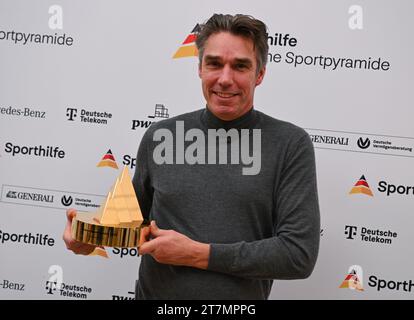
[62,208,98,255]
[139,221,210,270]
[138,224,151,247]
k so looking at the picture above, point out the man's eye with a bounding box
[235,64,248,70]
[207,61,221,67]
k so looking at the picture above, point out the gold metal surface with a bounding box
[72,212,148,247]
[71,166,148,248]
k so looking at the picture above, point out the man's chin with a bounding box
[209,106,238,121]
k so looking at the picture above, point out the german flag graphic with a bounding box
[339,269,364,291]
[97,149,119,169]
[173,24,200,59]
[349,175,374,196]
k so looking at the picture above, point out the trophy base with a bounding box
[71,212,149,248]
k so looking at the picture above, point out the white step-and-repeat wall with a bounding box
[1,0,413,299]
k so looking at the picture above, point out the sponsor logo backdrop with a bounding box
[0,0,413,299]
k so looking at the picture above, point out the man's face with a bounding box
[198,32,265,121]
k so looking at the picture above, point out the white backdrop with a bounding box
[1,0,413,299]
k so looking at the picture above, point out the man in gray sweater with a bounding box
[63,13,320,299]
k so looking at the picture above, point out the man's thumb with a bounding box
[150,220,163,237]
[66,208,77,222]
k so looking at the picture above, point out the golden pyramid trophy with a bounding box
[71,166,148,248]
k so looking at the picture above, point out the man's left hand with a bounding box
[138,221,210,270]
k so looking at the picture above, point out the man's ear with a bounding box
[255,67,266,86]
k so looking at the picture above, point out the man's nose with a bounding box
[217,65,234,87]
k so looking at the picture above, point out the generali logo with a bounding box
[173,24,200,59]
[339,265,364,292]
[349,175,374,197]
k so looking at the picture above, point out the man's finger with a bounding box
[63,209,76,242]
[66,208,77,222]
[138,226,150,247]
[73,245,96,255]
[139,238,158,255]
[150,220,166,237]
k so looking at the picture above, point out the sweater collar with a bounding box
[200,106,258,130]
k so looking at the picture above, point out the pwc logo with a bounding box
[112,290,135,300]
[349,175,374,197]
[131,104,170,130]
[339,265,364,292]
[173,24,200,59]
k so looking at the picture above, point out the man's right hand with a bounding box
[63,209,97,255]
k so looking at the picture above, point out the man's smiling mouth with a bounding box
[214,91,238,98]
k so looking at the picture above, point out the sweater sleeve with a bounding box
[132,129,154,221]
[207,133,320,280]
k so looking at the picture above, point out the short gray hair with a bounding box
[195,14,269,73]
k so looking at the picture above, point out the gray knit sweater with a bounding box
[133,107,320,299]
